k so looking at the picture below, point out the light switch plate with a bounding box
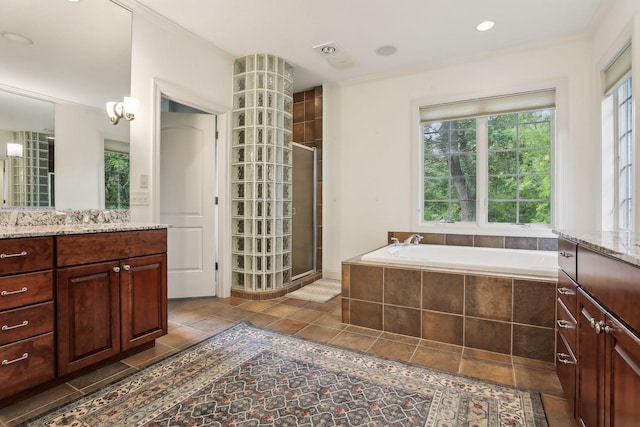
[131,192,150,205]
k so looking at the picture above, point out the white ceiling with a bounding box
[136,0,610,92]
[0,0,131,109]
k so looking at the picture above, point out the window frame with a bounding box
[412,89,558,236]
[612,75,634,231]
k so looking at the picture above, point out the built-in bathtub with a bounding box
[342,243,559,363]
[361,243,558,278]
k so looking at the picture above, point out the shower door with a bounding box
[292,143,316,279]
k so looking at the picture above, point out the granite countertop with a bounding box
[0,223,169,239]
[553,229,640,267]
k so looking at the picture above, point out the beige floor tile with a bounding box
[411,347,462,374]
[265,318,309,334]
[189,316,236,334]
[463,347,513,364]
[167,308,214,326]
[329,330,377,352]
[213,307,255,322]
[245,312,280,327]
[295,324,342,343]
[304,301,337,312]
[191,298,235,314]
[0,384,81,427]
[217,297,247,306]
[419,339,463,354]
[367,338,415,362]
[122,342,177,369]
[541,394,577,427]
[287,308,325,323]
[261,303,302,318]
[239,300,276,313]
[67,361,135,393]
[380,331,421,345]
[156,325,210,349]
[312,313,347,330]
[514,365,565,397]
[459,355,515,386]
[279,298,310,307]
[345,324,382,338]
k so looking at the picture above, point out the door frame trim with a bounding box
[151,78,232,298]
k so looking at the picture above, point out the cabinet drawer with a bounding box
[0,302,54,346]
[57,229,167,266]
[0,271,53,311]
[0,332,55,400]
[558,238,577,281]
[557,270,578,319]
[0,237,53,276]
[557,299,577,352]
[556,332,576,418]
[578,246,640,334]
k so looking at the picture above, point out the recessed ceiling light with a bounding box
[67,0,81,2]
[476,20,495,32]
[321,45,336,55]
[1,32,33,45]
[375,45,397,56]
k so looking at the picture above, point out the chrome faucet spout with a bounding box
[403,234,423,245]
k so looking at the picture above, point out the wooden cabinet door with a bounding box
[120,254,167,351]
[56,262,121,375]
[577,290,606,427]
[605,314,640,427]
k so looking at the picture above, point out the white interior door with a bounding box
[160,112,216,298]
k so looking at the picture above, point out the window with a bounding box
[614,76,633,230]
[104,142,130,209]
[423,119,477,221]
[603,44,633,231]
[420,90,555,227]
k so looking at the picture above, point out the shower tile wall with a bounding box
[293,87,323,272]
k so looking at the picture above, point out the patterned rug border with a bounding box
[21,321,550,426]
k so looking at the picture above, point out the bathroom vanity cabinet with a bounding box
[0,227,167,404]
[56,230,167,375]
[556,236,640,427]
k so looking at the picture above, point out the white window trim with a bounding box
[411,84,562,238]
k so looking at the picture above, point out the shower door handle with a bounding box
[292,207,296,216]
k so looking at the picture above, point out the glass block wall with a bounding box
[7,131,53,207]
[231,54,294,292]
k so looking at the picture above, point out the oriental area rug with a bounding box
[25,323,548,426]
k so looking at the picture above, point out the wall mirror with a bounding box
[0,0,132,208]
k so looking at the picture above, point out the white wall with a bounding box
[324,37,596,278]
[55,103,129,209]
[127,8,233,224]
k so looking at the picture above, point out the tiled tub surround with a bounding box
[389,231,558,251]
[342,260,558,362]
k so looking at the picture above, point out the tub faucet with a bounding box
[404,234,423,245]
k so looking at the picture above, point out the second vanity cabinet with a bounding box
[56,230,167,375]
[557,237,640,427]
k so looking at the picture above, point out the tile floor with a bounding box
[0,295,576,426]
